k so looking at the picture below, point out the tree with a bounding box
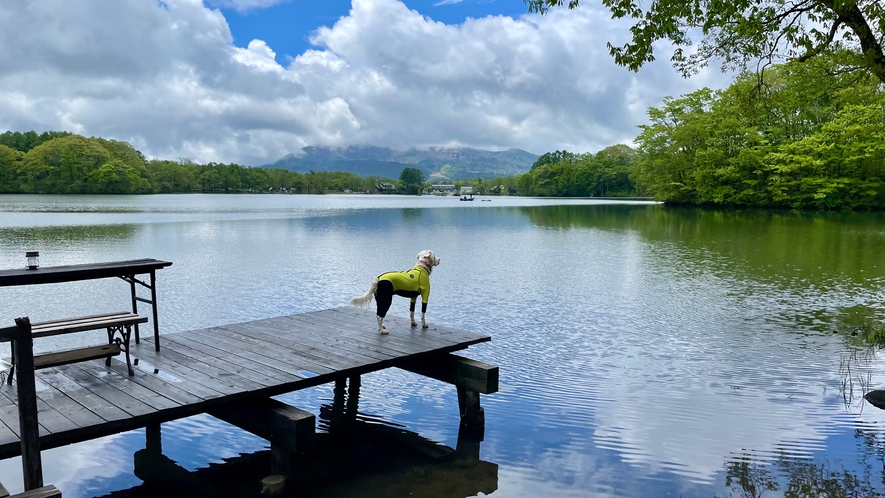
[526,0,885,84]
[86,159,153,194]
[399,167,425,195]
[0,144,22,192]
[530,150,578,171]
[19,135,112,193]
[0,130,72,153]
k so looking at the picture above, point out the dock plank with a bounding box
[56,364,157,418]
[184,326,336,377]
[33,377,105,429]
[162,334,304,385]
[226,321,369,369]
[189,325,344,374]
[37,369,130,423]
[0,384,80,436]
[0,306,491,459]
[237,319,392,365]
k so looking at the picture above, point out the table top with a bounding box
[0,259,172,287]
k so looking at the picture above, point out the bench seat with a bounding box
[31,312,147,338]
[4,312,146,383]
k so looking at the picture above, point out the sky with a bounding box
[0,0,735,166]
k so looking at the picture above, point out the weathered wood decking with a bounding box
[0,307,490,459]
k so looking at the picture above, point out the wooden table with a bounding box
[0,259,173,351]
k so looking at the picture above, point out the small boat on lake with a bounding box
[460,194,475,201]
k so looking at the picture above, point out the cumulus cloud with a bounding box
[0,0,732,165]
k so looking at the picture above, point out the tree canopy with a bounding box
[399,167,425,195]
[0,132,399,195]
[526,0,885,84]
[631,54,885,209]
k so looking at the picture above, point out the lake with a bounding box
[0,193,884,497]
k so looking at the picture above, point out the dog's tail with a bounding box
[350,278,378,309]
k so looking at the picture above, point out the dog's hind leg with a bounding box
[375,280,393,334]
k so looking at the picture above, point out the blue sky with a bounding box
[0,0,731,165]
[220,1,531,64]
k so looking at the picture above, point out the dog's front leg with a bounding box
[421,312,428,329]
[377,316,389,334]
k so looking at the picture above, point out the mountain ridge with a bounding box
[262,145,538,179]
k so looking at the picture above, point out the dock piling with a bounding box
[13,318,43,491]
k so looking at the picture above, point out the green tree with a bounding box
[86,159,153,194]
[531,150,578,171]
[19,135,112,193]
[0,144,23,192]
[399,167,425,194]
[632,56,885,209]
[0,130,72,153]
[146,160,199,193]
[526,0,885,84]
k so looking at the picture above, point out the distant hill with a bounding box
[261,145,538,180]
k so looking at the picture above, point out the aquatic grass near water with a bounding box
[838,348,873,409]
[857,321,885,347]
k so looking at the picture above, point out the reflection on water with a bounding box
[721,430,885,498]
[1,195,885,497]
[95,376,496,498]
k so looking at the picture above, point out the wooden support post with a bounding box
[13,317,43,491]
[145,423,162,455]
[329,378,347,428]
[398,353,498,429]
[457,385,484,430]
[455,421,482,461]
[209,398,315,475]
[346,375,361,421]
[260,475,286,496]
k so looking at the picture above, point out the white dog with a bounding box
[350,250,441,334]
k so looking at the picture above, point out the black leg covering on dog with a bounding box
[422,302,428,314]
[376,280,394,318]
[409,301,416,312]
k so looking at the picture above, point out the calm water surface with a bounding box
[1,194,885,497]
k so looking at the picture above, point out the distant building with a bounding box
[431,184,456,192]
[460,186,473,194]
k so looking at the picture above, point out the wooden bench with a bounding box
[3,312,147,383]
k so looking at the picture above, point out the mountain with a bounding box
[261,145,538,180]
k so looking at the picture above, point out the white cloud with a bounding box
[0,0,733,165]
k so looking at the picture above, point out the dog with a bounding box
[350,250,441,334]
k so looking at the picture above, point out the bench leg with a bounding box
[6,342,14,385]
[107,325,135,376]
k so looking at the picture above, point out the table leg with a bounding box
[129,275,140,344]
[150,270,160,352]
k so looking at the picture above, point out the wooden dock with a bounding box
[0,306,494,460]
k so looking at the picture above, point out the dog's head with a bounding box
[416,250,440,272]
